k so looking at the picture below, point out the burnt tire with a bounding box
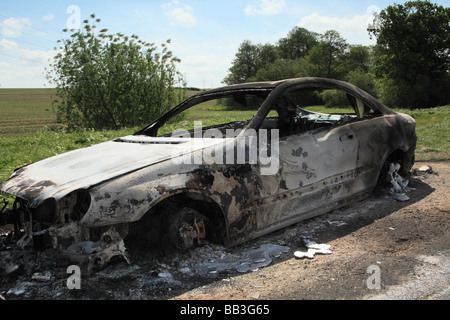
[166,207,208,252]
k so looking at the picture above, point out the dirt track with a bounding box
[1,161,449,301]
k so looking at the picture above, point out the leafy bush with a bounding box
[316,89,348,108]
[346,70,376,97]
[46,14,186,130]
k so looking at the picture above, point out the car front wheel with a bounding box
[166,207,207,252]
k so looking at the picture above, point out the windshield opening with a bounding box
[153,90,272,137]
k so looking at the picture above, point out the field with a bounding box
[0,89,58,135]
[0,88,449,185]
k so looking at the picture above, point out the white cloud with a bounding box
[367,5,381,15]
[297,12,377,45]
[168,38,237,88]
[42,13,55,21]
[0,17,31,38]
[0,62,49,88]
[180,54,230,88]
[0,39,19,54]
[245,0,286,16]
[162,1,197,28]
[18,47,53,66]
[0,40,54,87]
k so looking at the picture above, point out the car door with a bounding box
[253,109,359,235]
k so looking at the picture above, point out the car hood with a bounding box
[0,135,228,207]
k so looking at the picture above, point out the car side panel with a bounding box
[251,123,360,235]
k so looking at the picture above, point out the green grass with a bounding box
[0,89,448,187]
[397,105,450,161]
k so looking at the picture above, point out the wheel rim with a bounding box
[176,222,197,250]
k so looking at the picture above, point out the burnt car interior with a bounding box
[152,86,381,139]
[263,88,380,138]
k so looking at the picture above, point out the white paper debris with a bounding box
[294,239,332,259]
[251,292,261,299]
[294,250,316,259]
[416,165,433,174]
[304,240,331,251]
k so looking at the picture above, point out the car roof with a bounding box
[202,80,281,93]
[136,78,394,136]
[200,77,392,111]
[196,77,363,97]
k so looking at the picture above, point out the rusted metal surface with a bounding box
[0,77,417,271]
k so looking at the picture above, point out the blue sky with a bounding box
[0,0,448,88]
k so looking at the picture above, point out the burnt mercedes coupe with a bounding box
[0,78,416,269]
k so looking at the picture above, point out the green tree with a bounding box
[258,43,279,70]
[346,69,376,96]
[343,45,376,95]
[46,14,185,130]
[224,41,278,84]
[249,58,309,82]
[306,30,348,79]
[277,27,319,60]
[368,0,450,108]
[223,40,260,84]
[344,45,372,73]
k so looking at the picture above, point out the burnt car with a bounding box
[0,77,416,270]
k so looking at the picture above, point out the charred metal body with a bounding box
[0,78,416,270]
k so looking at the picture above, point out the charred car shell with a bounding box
[0,78,416,270]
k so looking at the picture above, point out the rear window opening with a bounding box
[263,88,381,137]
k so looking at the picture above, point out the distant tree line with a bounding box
[224,1,449,109]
